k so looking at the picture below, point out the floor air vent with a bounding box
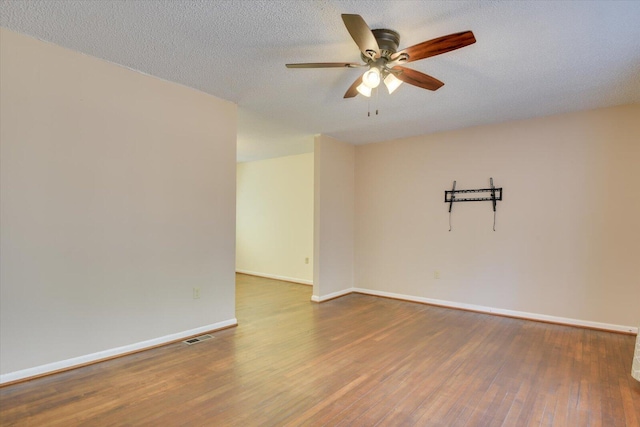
[183,334,214,345]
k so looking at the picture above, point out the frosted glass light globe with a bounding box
[362,67,381,88]
[356,82,372,97]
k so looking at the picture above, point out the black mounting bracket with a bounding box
[445,178,503,230]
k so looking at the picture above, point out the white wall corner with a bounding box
[313,134,356,299]
[311,288,354,303]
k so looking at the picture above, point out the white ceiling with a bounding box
[1,1,639,162]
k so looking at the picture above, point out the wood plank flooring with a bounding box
[1,273,639,426]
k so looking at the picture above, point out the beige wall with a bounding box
[313,135,355,300]
[0,29,237,379]
[355,105,640,328]
[236,153,314,284]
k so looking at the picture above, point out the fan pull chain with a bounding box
[493,210,496,231]
[365,88,380,117]
[449,210,452,232]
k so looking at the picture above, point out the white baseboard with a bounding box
[352,288,638,334]
[236,269,313,286]
[0,318,238,385]
[311,288,353,303]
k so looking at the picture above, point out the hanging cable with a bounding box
[448,180,456,231]
[493,210,496,231]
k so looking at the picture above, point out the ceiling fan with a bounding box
[286,14,476,98]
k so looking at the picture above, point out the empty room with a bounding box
[1,1,639,425]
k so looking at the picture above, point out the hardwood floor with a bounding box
[1,273,639,426]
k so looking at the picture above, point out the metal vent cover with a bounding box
[183,334,214,345]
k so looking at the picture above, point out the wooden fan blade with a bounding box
[392,31,476,63]
[344,75,362,98]
[286,62,364,69]
[341,14,380,59]
[393,66,444,91]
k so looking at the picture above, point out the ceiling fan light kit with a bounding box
[356,69,402,97]
[285,14,476,100]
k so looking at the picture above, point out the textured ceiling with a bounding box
[1,1,639,162]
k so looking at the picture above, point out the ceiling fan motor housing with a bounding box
[367,29,401,61]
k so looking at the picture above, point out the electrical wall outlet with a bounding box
[305,257,310,264]
[193,287,201,299]
[434,271,441,279]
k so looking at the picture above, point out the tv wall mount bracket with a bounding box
[445,178,502,231]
